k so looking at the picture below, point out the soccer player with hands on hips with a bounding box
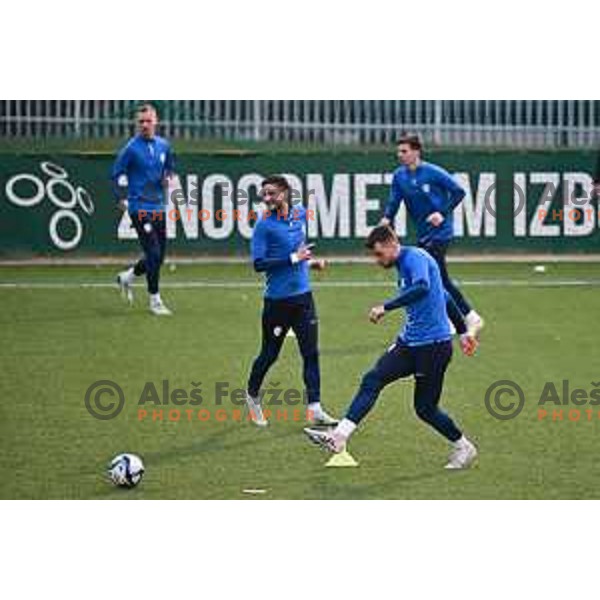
[245,176,336,427]
[380,133,484,338]
[305,225,478,470]
[112,103,175,316]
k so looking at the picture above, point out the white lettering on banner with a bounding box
[202,174,234,240]
[306,174,351,239]
[354,174,383,237]
[382,173,408,237]
[117,210,137,239]
[236,173,264,240]
[563,173,594,237]
[115,170,600,244]
[167,174,197,240]
[8,167,600,252]
[453,173,497,238]
[514,173,527,237]
[529,173,561,238]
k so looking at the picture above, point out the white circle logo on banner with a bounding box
[5,174,45,207]
[41,162,69,179]
[77,187,94,216]
[3,162,95,251]
[47,178,78,209]
[49,210,83,251]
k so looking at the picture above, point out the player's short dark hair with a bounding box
[365,225,398,249]
[261,175,291,193]
[397,132,423,153]
[137,103,158,115]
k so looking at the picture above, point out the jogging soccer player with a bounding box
[245,176,337,427]
[113,104,175,316]
[305,225,478,469]
[380,133,483,337]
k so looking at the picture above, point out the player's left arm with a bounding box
[164,143,176,180]
[445,290,466,334]
[445,290,478,356]
[297,208,326,271]
[435,166,466,216]
[426,167,466,227]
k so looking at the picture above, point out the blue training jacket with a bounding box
[112,134,175,213]
[384,161,465,245]
[251,205,311,300]
[384,246,452,346]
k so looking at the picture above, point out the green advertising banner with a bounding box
[0,150,598,256]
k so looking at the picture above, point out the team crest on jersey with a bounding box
[160,153,166,164]
[422,183,431,193]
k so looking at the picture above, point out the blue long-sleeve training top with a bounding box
[112,134,175,213]
[251,205,311,300]
[383,161,465,245]
[383,246,454,346]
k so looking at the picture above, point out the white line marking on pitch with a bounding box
[1,279,600,290]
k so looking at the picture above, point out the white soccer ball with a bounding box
[108,453,145,488]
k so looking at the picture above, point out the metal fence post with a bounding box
[433,100,442,145]
[74,100,81,138]
[253,100,262,141]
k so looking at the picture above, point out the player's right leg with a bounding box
[246,298,289,426]
[117,256,148,305]
[304,342,413,452]
[116,214,142,305]
[117,267,135,305]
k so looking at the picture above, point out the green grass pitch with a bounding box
[1,261,599,499]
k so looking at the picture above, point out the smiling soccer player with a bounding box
[245,176,337,428]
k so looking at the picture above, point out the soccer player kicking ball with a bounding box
[113,104,175,316]
[304,226,478,470]
[246,176,337,428]
[380,133,483,338]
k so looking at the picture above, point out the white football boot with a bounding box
[149,296,173,316]
[245,392,268,427]
[445,437,478,470]
[117,270,134,305]
[303,426,346,453]
[306,404,339,426]
[465,311,484,339]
